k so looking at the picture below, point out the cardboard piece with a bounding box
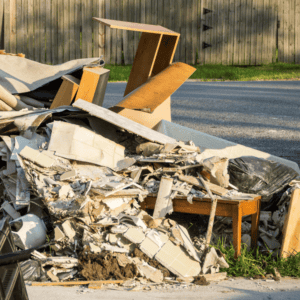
[50,75,80,109]
[281,189,300,258]
[75,67,110,107]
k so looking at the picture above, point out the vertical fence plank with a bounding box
[40,0,45,62]
[233,0,239,64]
[110,0,117,64]
[156,0,162,25]
[74,0,81,59]
[122,0,128,64]
[283,0,289,62]
[10,0,16,54]
[99,0,105,59]
[0,0,3,49]
[191,0,197,64]
[133,0,140,60]
[244,0,252,65]
[57,0,64,63]
[272,0,278,63]
[269,0,275,63]
[266,0,272,64]
[34,0,39,61]
[174,0,181,62]
[82,0,87,58]
[186,0,192,64]
[27,0,34,59]
[250,0,257,65]
[116,0,122,64]
[296,0,300,64]
[180,0,186,62]
[277,0,283,62]
[262,0,269,64]
[52,0,58,64]
[288,0,295,63]
[239,0,246,64]
[4,0,11,52]
[223,0,229,64]
[216,0,223,64]
[228,0,234,64]
[197,0,202,64]
[128,0,134,64]
[87,0,93,58]
[210,0,216,64]
[256,0,263,64]
[69,0,75,60]
[45,0,51,63]
[204,0,212,64]
[104,0,111,63]
[16,0,23,53]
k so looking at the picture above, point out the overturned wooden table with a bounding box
[141,195,261,259]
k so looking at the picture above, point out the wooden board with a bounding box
[233,0,239,65]
[281,189,300,258]
[179,0,186,63]
[211,0,217,64]
[239,0,246,65]
[45,0,51,63]
[69,0,75,61]
[0,0,3,49]
[262,0,269,64]
[250,0,257,65]
[39,0,45,63]
[277,0,284,62]
[228,0,234,65]
[123,32,162,97]
[191,0,197,64]
[57,0,63,64]
[283,0,289,62]
[75,0,81,59]
[256,0,263,64]
[128,0,135,64]
[50,75,80,109]
[174,0,181,62]
[197,0,203,64]
[296,0,300,64]
[244,0,251,65]
[288,0,295,63]
[223,0,229,65]
[122,0,128,64]
[118,62,195,112]
[34,0,39,61]
[185,0,192,64]
[93,17,179,36]
[73,99,177,145]
[51,0,58,65]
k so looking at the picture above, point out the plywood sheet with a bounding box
[281,189,300,258]
[116,63,196,112]
[93,17,179,36]
[73,99,176,145]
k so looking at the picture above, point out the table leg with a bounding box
[232,204,242,259]
[251,199,261,250]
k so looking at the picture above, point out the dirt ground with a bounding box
[27,277,300,300]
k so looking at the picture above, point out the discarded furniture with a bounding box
[141,195,261,259]
[0,217,29,300]
[93,18,195,129]
[281,189,300,258]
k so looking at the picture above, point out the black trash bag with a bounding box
[228,156,300,202]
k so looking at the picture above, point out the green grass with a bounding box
[215,239,300,278]
[105,62,300,82]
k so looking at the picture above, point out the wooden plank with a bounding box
[98,0,105,59]
[69,0,75,60]
[281,189,300,258]
[250,0,257,65]
[33,0,39,61]
[185,0,192,64]
[244,0,251,65]
[262,0,269,64]
[4,0,11,53]
[271,0,278,63]
[197,0,202,64]
[40,0,46,63]
[156,0,163,26]
[233,0,239,64]
[151,0,157,25]
[27,0,34,60]
[205,0,213,63]
[191,0,197,64]
[122,0,128,64]
[0,0,3,49]
[296,0,300,64]
[215,0,222,64]
[256,0,263,64]
[277,0,284,62]
[45,0,51,63]
[105,0,111,64]
[32,280,125,287]
[22,0,28,56]
[210,0,217,64]
[174,0,182,62]
[110,0,117,64]
[124,32,162,96]
[87,0,93,58]
[51,0,58,64]
[81,0,87,58]
[283,0,289,62]
[163,0,170,28]
[288,0,295,63]
[116,0,122,64]
[50,75,80,109]
[16,0,23,54]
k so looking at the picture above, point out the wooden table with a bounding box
[141,195,261,258]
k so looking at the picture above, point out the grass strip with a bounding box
[215,239,300,278]
[105,63,300,82]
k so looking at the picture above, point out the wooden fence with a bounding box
[0,0,299,65]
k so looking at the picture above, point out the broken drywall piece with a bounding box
[153,177,173,219]
[154,240,201,278]
[48,121,125,169]
[60,170,76,181]
[1,201,21,219]
[135,259,163,283]
[61,220,76,242]
[202,247,229,275]
[73,100,176,145]
[19,146,55,168]
[123,227,146,244]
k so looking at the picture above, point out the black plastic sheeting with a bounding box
[228,156,300,205]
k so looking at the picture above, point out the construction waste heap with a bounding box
[0,19,300,294]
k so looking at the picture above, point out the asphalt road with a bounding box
[103,81,300,167]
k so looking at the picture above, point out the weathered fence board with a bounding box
[0,0,299,65]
